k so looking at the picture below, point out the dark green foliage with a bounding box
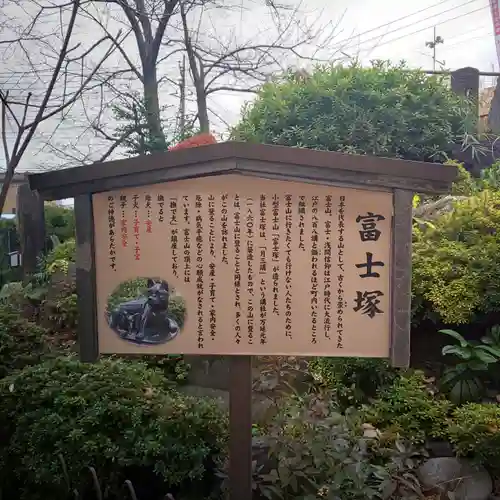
[232,61,470,162]
[139,354,191,383]
[309,357,398,410]
[0,356,227,500]
[111,90,200,156]
[363,372,452,443]
[0,305,50,379]
[44,204,75,244]
[448,403,500,468]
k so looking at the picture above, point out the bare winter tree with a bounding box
[178,0,343,133]
[0,0,118,213]
[69,0,346,158]
[78,0,185,152]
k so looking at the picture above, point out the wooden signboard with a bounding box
[28,141,457,500]
[93,176,392,358]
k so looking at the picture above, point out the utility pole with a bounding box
[177,55,186,140]
[425,27,445,71]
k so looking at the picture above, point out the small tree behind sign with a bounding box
[28,141,457,500]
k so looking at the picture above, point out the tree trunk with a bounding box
[196,88,210,134]
[143,63,167,151]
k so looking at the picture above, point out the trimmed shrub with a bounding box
[448,403,500,468]
[232,61,469,163]
[0,356,227,499]
[363,372,452,443]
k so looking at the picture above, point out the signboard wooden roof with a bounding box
[28,142,458,368]
[29,141,456,198]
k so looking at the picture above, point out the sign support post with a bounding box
[229,355,253,500]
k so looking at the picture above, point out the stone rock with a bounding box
[417,457,492,500]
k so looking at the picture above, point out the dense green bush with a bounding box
[0,305,50,378]
[309,357,398,410]
[412,188,500,324]
[363,372,452,443]
[0,356,227,499]
[448,403,500,468]
[232,61,470,162]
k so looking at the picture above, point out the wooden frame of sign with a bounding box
[28,141,457,500]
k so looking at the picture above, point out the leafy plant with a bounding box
[440,328,500,403]
[44,204,75,244]
[0,356,227,500]
[479,160,500,190]
[243,391,427,500]
[44,238,75,274]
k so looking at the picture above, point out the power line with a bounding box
[338,0,486,53]
[440,32,493,50]
[330,0,462,48]
[344,4,489,57]
[408,24,489,59]
[0,0,482,82]
[0,1,491,94]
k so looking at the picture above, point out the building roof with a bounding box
[0,172,29,183]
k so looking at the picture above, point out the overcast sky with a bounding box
[0,0,496,172]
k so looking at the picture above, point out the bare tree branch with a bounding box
[0,0,116,213]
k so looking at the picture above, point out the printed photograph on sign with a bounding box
[106,277,186,345]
